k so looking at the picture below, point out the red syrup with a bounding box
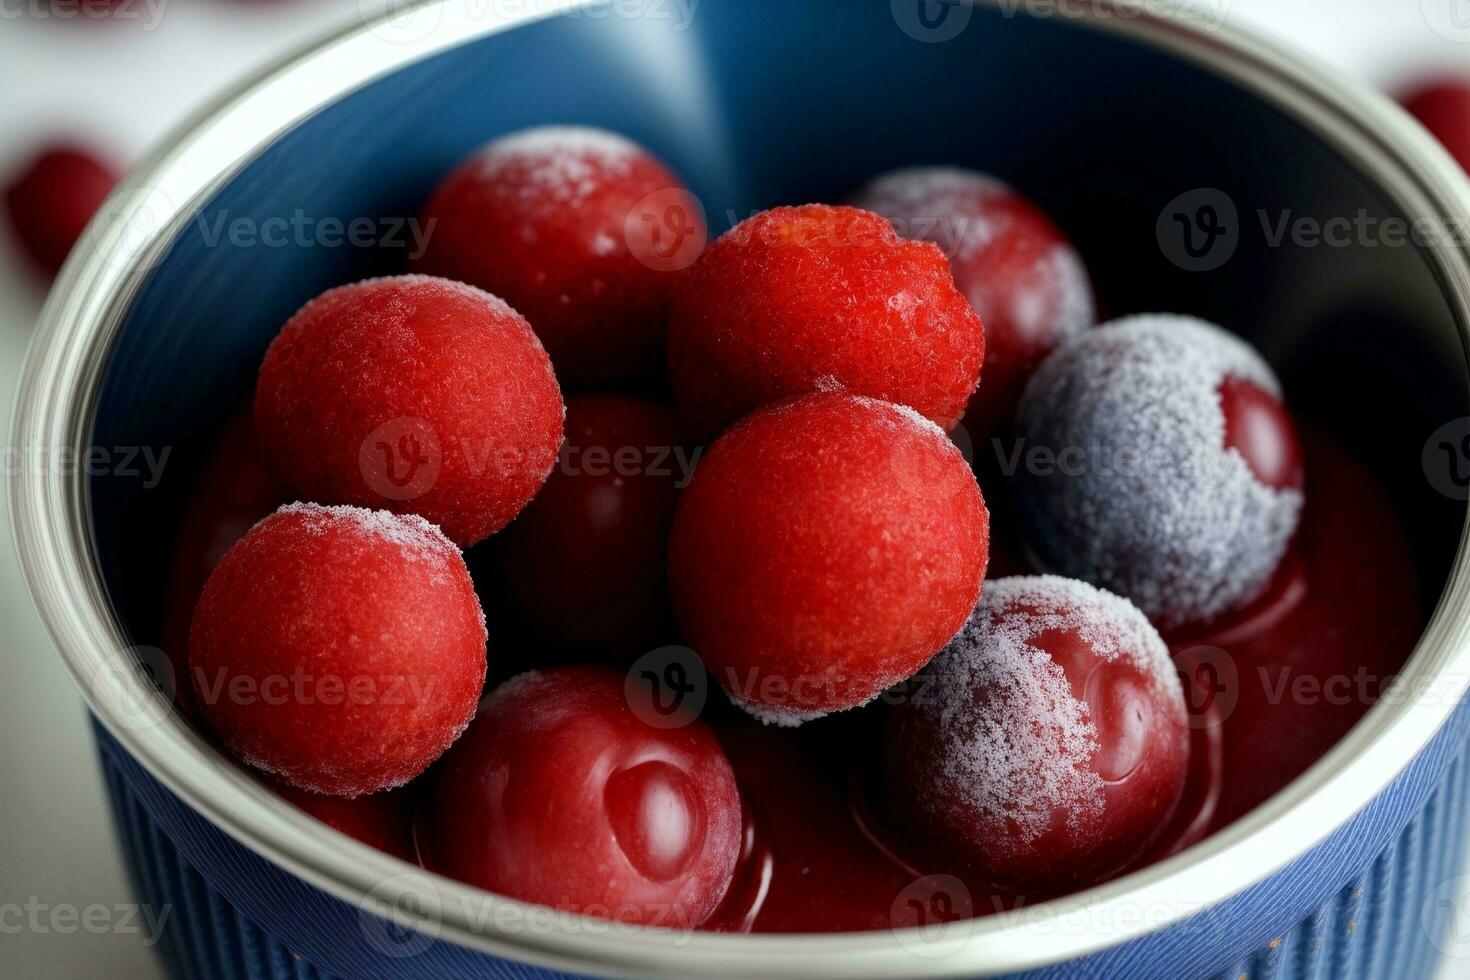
[703,425,1421,933]
[1168,426,1421,827]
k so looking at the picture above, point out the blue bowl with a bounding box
[14,1,1470,977]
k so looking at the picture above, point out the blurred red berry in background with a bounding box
[4,145,119,280]
[1402,79,1470,173]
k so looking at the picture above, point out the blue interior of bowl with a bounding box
[87,0,1467,642]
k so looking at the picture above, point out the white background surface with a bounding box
[1,2,1469,977]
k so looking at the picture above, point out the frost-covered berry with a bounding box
[885,575,1189,889]
[1015,315,1303,629]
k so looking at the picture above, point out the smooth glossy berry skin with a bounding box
[428,667,742,928]
[3,145,118,278]
[1403,79,1470,173]
[1219,376,1304,493]
[668,392,989,725]
[486,394,682,659]
[253,275,565,547]
[415,126,703,387]
[853,168,1094,440]
[189,503,487,797]
[886,576,1189,890]
[667,205,984,442]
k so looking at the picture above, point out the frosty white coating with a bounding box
[473,125,641,206]
[1015,314,1302,627]
[274,500,460,563]
[908,575,1178,850]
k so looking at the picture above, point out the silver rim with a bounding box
[11,1,1470,975]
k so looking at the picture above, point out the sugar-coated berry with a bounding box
[1402,79,1470,173]
[189,503,487,797]
[253,275,564,547]
[667,205,983,441]
[270,781,415,862]
[852,168,1094,438]
[1016,315,1303,629]
[3,145,118,278]
[414,126,704,386]
[668,392,989,725]
[886,576,1189,889]
[486,394,682,659]
[429,667,742,927]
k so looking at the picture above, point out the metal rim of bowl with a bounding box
[11,1,1470,976]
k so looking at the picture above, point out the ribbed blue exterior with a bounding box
[1203,742,1470,980]
[94,717,1470,980]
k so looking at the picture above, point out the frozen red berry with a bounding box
[1403,78,1470,172]
[253,274,564,547]
[667,205,983,441]
[429,667,741,927]
[886,575,1189,889]
[669,392,988,724]
[852,168,1093,438]
[4,144,118,278]
[414,126,704,386]
[189,503,487,797]
[1016,315,1303,629]
[271,781,415,862]
[487,394,682,659]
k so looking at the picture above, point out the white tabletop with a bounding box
[0,2,1465,978]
